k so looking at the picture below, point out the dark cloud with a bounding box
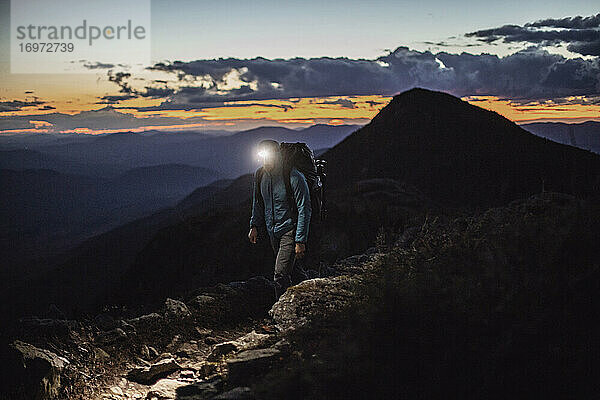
[108,71,133,94]
[0,99,45,112]
[83,61,116,69]
[98,14,599,109]
[96,94,136,104]
[526,14,600,29]
[315,99,356,108]
[435,46,600,101]
[422,40,483,48]
[466,13,600,56]
[119,45,598,108]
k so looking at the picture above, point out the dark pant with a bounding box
[270,228,308,299]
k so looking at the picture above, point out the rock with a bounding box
[178,376,223,398]
[148,346,159,358]
[166,335,181,352]
[128,313,163,328]
[141,344,150,359]
[204,336,218,345]
[109,386,124,396]
[164,298,191,319]
[9,340,70,400]
[235,330,273,349]
[119,319,136,333]
[269,276,356,333]
[196,361,218,378]
[94,346,111,361]
[179,370,195,379]
[145,379,184,399]
[213,387,255,400]
[207,330,273,361]
[226,348,281,385]
[127,358,182,385]
[207,342,238,361]
[145,377,223,400]
[188,295,217,309]
[183,361,218,378]
[136,357,151,367]
[156,352,174,361]
[175,342,199,358]
[195,327,213,337]
[95,328,127,345]
[207,331,273,361]
[272,338,291,352]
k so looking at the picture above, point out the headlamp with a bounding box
[257,149,270,160]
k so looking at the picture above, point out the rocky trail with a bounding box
[4,245,382,400]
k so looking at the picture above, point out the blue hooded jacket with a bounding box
[249,152,312,243]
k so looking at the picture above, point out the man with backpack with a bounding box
[248,139,313,299]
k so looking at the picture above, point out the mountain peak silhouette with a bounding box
[323,87,599,207]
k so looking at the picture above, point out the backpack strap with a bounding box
[254,166,265,210]
[283,166,299,222]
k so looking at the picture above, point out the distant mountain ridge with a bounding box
[520,121,600,154]
[1,124,360,179]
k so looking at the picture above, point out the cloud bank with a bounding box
[103,13,599,110]
[467,13,600,57]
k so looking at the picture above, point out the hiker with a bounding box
[248,139,311,299]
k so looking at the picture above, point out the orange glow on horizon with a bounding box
[461,96,600,123]
[2,94,599,135]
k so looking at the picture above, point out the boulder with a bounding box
[95,328,127,345]
[188,295,217,310]
[141,344,151,359]
[145,379,184,399]
[173,378,221,398]
[94,346,111,361]
[174,342,199,358]
[269,276,357,332]
[128,313,163,328]
[118,319,136,333]
[204,336,219,345]
[207,342,238,361]
[226,348,281,385]
[235,330,273,347]
[207,330,274,361]
[145,376,223,400]
[9,340,70,400]
[127,358,182,385]
[164,298,191,319]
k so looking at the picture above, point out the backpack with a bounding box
[254,142,327,233]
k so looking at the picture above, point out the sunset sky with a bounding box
[0,0,599,134]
